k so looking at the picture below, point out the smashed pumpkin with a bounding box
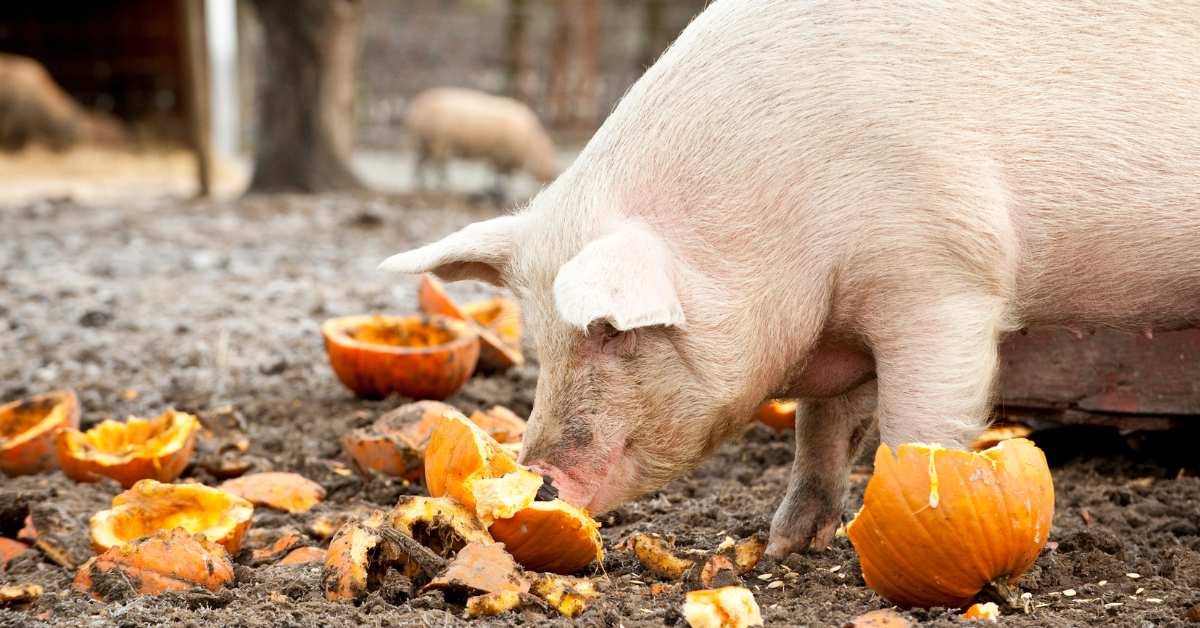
[753,399,797,431]
[74,528,235,599]
[0,389,80,476]
[682,586,764,628]
[424,412,603,573]
[341,400,458,479]
[90,479,254,553]
[219,472,325,513]
[56,409,198,488]
[846,438,1054,609]
[418,273,524,369]
[322,314,480,400]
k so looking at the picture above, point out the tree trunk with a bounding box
[505,0,530,102]
[247,0,363,193]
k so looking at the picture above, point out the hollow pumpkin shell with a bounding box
[753,399,797,431]
[846,438,1054,609]
[90,479,254,553]
[0,389,80,476]
[418,274,524,369]
[56,410,199,488]
[424,412,603,573]
[322,314,480,400]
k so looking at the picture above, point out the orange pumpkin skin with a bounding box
[418,274,524,370]
[90,479,254,554]
[753,399,797,431]
[846,438,1054,609]
[322,314,480,400]
[341,401,459,480]
[0,389,80,476]
[488,502,603,574]
[74,528,235,599]
[56,410,199,489]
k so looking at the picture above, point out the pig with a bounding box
[404,87,560,192]
[381,0,1200,558]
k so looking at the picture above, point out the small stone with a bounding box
[828,565,841,573]
[1063,589,1077,597]
[1147,598,1163,604]
[1136,588,1145,596]
[757,574,773,581]
[78,310,113,328]
[1126,573,1142,579]
[766,580,784,589]
[1098,580,1107,586]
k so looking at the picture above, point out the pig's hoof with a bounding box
[766,505,842,558]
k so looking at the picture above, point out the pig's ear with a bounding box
[378,214,527,286]
[554,222,686,331]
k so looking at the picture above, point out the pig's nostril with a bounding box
[535,475,559,501]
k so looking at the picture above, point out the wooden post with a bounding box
[178,0,214,197]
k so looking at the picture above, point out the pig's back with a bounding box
[586,0,1200,329]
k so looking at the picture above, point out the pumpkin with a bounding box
[279,546,326,565]
[0,389,80,476]
[341,401,459,479]
[682,586,764,628]
[418,273,524,370]
[846,438,1054,609]
[970,423,1033,451]
[753,399,797,431]
[468,405,526,444]
[219,472,325,513]
[424,412,604,573]
[90,479,254,553]
[74,528,235,599]
[56,409,198,488]
[322,314,480,400]
[0,537,30,569]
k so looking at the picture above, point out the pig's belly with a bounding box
[782,338,875,399]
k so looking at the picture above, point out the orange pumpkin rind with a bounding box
[341,400,458,479]
[322,314,480,400]
[0,389,80,476]
[424,412,603,574]
[74,528,235,599]
[753,399,797,431]
[682,586,764,628]
[56,409,199,488]
[529,572,599,618]
[846,438,1054,609]
[418,274,524,370]
[90,479,254,553]
[219,471,325,513]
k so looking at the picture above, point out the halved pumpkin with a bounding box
[424,412,603,573]
[322,314,480,400]
[846,438,1054,609]
[418,274,524,369]
[90,479,253,553]
[0,389,80,476]
[74,528,235,599]
[56,410,198,488]
[753,399,797,431]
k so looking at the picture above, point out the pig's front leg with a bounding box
[766,379,876,558]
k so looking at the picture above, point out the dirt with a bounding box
[1,193,1199,627]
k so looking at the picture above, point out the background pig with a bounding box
[382,0,1200,558]
[404,86,560,191]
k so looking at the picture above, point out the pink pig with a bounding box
[383,0,1200,557]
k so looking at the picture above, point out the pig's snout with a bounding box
[525,443,636,514]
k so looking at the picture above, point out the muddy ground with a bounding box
[1,194,1198,627]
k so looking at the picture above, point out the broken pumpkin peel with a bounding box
[0,389,80,476]
[90,479,254,553]
[56,409,198,488]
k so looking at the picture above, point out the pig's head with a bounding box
[380,211,761,514]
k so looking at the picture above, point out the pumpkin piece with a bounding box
[753,399,797,431]
[307,503,376,540]
[970,423,1033,451]
[341,401,458,479]
[529,572,599,618]
[846,438,1054,609]
[962,602,1000,622]
[471,469,543,522]
[466,590,524,617]
[682,586,764,628]
[617,534,695,580]
[90,479,254,553]
[279,546,326,565]
[425,413,604,573]
[322,510,388,602]
[56,409,198,488]
[322,314,480,400]
[420,541,529,596]
[219,472,325,513]
[0,537,30,568]
[248,532,308,564]
[73,528,235,599]
[699,554,739,588]
[846,609,913,627]
[0,389,80,476]
[418,274,524,370]
[0,584,42,607]
[461,297,524,370]
[731,534,767,574]
[467,405,526,444]
[388,495,493,576]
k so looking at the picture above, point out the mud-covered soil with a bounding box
[1,194,1199,627]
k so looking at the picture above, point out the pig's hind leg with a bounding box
[767,380,876,558]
